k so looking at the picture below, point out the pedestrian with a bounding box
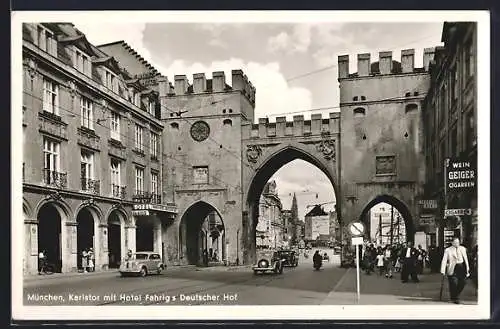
[213,250,218,262]
[417,244,427,274]
[440,237,470,304]
[384,246,393,278]
[81,249,88,273]
[88,248,95,272]
[399,241,419,283]
[126,249,133,261]
[203,249,209,267]
[376,251,385,276]
[471,245,478,289]
[38,250,46,275]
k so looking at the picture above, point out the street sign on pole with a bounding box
[348,221,365,237]
[347,222,365,304]
[355,244,360,303]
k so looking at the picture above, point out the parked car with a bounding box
[276,250,299,267]
[119,251,164,277]
[252,249,284,275]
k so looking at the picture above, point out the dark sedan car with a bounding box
[276,250,299,267]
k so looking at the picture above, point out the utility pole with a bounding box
[390,206,394,245]
[396,215,400,243]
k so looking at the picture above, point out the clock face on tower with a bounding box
[190,121,210,142]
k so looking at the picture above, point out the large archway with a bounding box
[245,145,339,264]
[37,203,63,273]
[76,208,96,270]
[136,216,155,252]
[107,210,125,268]
[178,201,225,265]
[358,195,415,244]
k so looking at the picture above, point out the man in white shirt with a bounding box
[440,237,470,304]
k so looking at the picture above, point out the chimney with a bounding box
[174,75,188,95]
[338,55,349,79]
[379,51,393,75]
[423,47,436,71]
[357,53,370,77]
[212,71,226,92]
[193,73,207,93]
[157,76,169,97]
[401,49,415,73]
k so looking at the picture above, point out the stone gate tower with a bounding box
[159,70,255,265]
[338,49,435,242]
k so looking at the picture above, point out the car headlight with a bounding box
[258,259,269,268]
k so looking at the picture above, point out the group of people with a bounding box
[357,237,477,304]
[201,248,220,266]
[80,248,95,273]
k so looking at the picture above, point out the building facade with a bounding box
[255,181,285,249]
[422,22,477,249]
[22,23,177,274]
[304,205,330,242]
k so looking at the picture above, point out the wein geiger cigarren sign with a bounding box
[445,158,477,194]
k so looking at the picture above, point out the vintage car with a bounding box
[275,249,299,267]
[119,251,164,277]
[252,249,284,275]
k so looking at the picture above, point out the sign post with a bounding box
[348,221,365,304]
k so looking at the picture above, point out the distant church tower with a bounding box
[291,193,299,243]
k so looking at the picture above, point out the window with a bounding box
[80,96,94,130]
[135,167,144,194]
[464,39,474,80]
[43,137,60,172]
[450,126,458,157]
[104,70,118,93]
[405,103,418,113]
[150,132,158,158]
[74,48,91,76]
[450,66,458,105]
[110,112,121,141]
[438,85,446,127]
[148,100,155,116]
[135,124,144,152]
[80,149,94,181]
[110,158,121,186]
[37,25,57,56]
[151,171,159,201]
[466,111,476,149]
[43,79,59,115]
[353,107,366,118]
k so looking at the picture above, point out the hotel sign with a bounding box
[133,203,178,213]
[445,158,476,194]
[132,210,150,216]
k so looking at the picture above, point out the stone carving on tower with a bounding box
[316,139,336,161]
[246,145,263,163]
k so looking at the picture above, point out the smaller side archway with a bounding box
[75,205,102,271]
[107,207,127,268]
[178,201,226,266]
[357,195,415,244]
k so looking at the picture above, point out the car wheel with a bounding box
[140,267,147,277]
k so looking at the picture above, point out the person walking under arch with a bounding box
[441,237,470,304]
[399,241,419,283]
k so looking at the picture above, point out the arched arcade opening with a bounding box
[107,210,125,268]
[178,201,226,266]
[76,207,96,271]
[37,203,64,273]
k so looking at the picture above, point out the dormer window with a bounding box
[148,99,155,116]
[37,25,57,57]
[74,47,91,76]
[104,69,118,93]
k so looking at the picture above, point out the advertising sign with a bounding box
[445,157,477,194]
[444,208,472,216]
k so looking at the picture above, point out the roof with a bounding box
[305,205,328,217]
[97,40,162,76]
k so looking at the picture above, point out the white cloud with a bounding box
[267,32,290,53]
[163,58,313,122]
[291,24,312,52]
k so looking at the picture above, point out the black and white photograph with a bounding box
[11,10,490,321]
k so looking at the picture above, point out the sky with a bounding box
[72,18,444,221]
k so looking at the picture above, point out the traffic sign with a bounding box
[444,208,472,216]
[348,221,365,237]
[351,236,364,245]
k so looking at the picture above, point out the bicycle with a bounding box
[39,262,55,275]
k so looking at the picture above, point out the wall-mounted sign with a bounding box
[133,203,178,213]
[418,199,438,209]
[376,155,396,175]
[193,166,209,184]
[445,158,477,194]
[444,208,472,216]
[132,210,150,216]
[419,215,435,226]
